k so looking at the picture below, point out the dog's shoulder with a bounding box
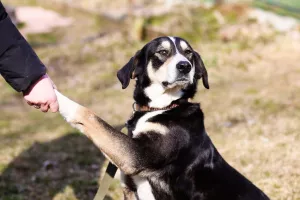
[125,102,205,141]
[156,102,204,122]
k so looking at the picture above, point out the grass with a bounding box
[27,32,60,47]
[144,6,223,42]
[254,0,300,19]
[1,1,300,200]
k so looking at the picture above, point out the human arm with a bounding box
[0,2,58,112]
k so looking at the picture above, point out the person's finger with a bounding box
[33,104,41,109]
[49,101,59,113]
[27,101,34,106]
[40,104,49,112]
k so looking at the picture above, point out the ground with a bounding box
[0,1,299,200]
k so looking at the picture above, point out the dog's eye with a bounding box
[158,50,168,56]
[185,49,192,55]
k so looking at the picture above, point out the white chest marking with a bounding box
[132,110,168,137]
[133,176,156,200]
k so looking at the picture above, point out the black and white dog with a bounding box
[55,36,270,200]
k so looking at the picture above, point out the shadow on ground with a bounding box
[0,131,119,200]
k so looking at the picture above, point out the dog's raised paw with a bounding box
[54,90,79,122]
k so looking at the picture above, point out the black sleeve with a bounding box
[0,2,46,92]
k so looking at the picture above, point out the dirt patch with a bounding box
[15,6,73,35]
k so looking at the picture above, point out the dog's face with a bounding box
[117,36,209,108]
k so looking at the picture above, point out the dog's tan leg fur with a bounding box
[123,187,137,200]
[55,90,138,175]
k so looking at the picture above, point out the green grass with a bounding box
[260,0,300,9]
[143,7,222,42]
[254,0,300,19]
[27,32,58,47]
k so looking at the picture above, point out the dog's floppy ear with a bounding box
[117,50,145,89]
[193,51,209,89]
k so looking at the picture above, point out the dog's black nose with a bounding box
[176,61,191,74]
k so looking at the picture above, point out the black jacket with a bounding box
[0,2,46,92]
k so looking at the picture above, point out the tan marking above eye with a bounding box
[161,41,171,49]
[180,40,188,50]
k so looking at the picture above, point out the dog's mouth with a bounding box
[162,78,190,88]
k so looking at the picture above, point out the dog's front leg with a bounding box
[55,90,141,175]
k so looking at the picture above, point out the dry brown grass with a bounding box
[196,34,300,200]
[1,1,299,200]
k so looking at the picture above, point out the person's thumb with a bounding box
[49,100,59,113]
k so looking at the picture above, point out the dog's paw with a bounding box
[54,90,79,122]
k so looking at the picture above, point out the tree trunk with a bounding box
[215,0,224,5]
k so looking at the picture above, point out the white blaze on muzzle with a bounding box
[167,37,193,84]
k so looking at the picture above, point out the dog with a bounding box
[55,36,270,200]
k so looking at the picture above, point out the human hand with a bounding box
[23,74,59,112]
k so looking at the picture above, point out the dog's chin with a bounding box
[162,78,191,89]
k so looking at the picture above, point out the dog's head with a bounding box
[117,36,209,108]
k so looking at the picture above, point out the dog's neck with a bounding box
[146,83,185,108]
[134,82,185,108]
[133,74,198,108]
[133,102,180,112]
